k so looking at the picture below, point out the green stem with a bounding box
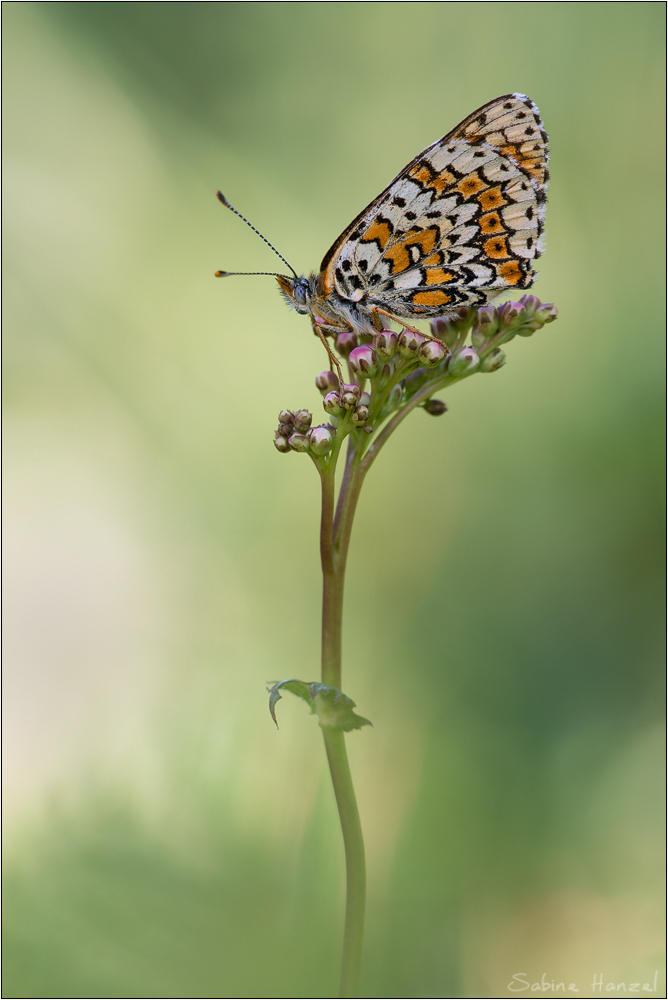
[319,444,368,997]
[322,727,366,999]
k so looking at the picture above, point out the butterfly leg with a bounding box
[311,318,346,391]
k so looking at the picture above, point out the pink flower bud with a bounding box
[476,305,497,327]
[498,302,526,327]
[373,330,399,359]
[518,294,540,316]
[288,432,310,453]
[323,391,343,416]
[448,346,480,376]
[418,340,448,366]
[335,332,357,358]
[293,409,312,432]
[309,425,335,455]
[536,303,558,323]
[339,383,361,410]
[348,345,379,378]
[315,371,340,394]
[398,330,425,357]
[479,347,506,372]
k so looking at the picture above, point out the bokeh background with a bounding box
[3,3,665,998]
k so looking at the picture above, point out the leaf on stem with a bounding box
[268,679,372,732]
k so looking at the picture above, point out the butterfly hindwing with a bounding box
[321,94,549,319]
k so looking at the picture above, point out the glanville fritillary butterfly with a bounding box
[216,93,548,372]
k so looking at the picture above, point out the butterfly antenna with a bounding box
[215,270,293,278]
[216,191,298,279]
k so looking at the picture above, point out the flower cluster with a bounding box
[273,296,557,463]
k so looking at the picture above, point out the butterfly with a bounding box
[217,93,548,353]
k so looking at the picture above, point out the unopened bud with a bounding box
[359,391,371,407]
[448,346,480,376]
[373,330,399,359]
[348,345,379,378]
[293,409,312,432]
[278,410,294,426]
[470,306,498,349]
[335,332,357,358]
[288,432,310,453]
[536,302,558,323]
[274,436,291,453]
[323,391,344,416]
[277,421,293,437]
[363,424,373,434]
[518,294,540,317]
[423,398,448,416]
[309,425,335,455]
[398,330,425,357]
[340,383,361,410]
[517,303,558,336]
[498,302,526,327]
[471,327,487,350]
[477,304,497,325]
[352,404,369,425]
[315,370,340,393]
[418,340,448,366]
[479,347,506,372]
[430,317,459,349]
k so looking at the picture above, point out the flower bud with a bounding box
[498,301,526,327]
[340,383,360,403]
[323,391,343,416]
[470,327,487,350]
[340,383,361,410]
[479,347,506,372]
[348,345,379,378]
[315,370,340,394]
[335,332,357,358]
[309,424,335,455]
[274,435,291,453]
[278,410,294,426]
[373,330,399,359]
[277,421,293,437]
[418,340,448,366]
[423,398,448,416]
[536,302,558,323]
[398,330,425,358]
[448,346,480,376]
[293,409,312,432]
[352,404,369,425]
[288,432,310,452]
[430,317,459,349]
[359,391,371,407]
[363,424,373,434]
[517,303,558,336]
[518,294,540,317]
[476,305,498,329]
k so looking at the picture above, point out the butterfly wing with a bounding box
[320,94,549,318]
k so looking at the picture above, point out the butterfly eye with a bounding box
[294,280,309,307]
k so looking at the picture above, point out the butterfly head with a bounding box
[276,273,318,315]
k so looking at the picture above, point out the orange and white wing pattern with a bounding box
[320,94,549,319]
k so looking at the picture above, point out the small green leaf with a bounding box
[267,679,372,732]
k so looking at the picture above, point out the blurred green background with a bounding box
[3,3,665,997]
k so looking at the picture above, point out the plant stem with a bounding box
[319,444,368,997]
[322,727,366,999]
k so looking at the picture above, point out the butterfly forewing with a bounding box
[321,93,549,319]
